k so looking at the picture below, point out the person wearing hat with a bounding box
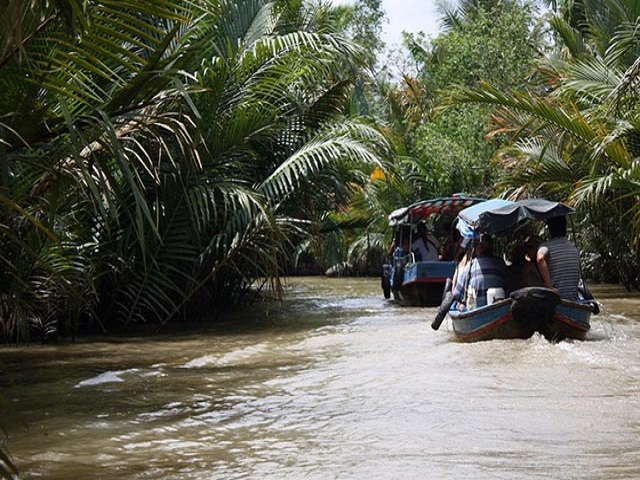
[452,234,507,309]
[536,215,580,300]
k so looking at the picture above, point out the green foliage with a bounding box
[445,0,640,287]
[324,2,542,267]
[430,1,537,91]
[404,0,539,200]
[1,0,196,340]
[338,0,387,55]
[412,105,495,196]
[0,0,391,339]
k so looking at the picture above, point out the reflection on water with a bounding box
[2,278,640,479]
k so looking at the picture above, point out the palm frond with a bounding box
[259,122,387,202]
[563,57,622,105]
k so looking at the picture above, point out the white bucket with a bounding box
[487,287,506,305]
[466,286,477,310]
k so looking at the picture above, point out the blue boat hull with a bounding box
[448,287,593,342]
[384,260,456,306]
[550,300,592,341]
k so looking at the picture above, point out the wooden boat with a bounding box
[448,286,593,342]
[432,198,599,342]
[382,196,486,306]
[383,259,458,306]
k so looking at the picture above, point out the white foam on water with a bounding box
[75,369,134,388]
[183,344,270,368]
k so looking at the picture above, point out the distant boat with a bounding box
[432,198,599,342]
[382,195,486,307]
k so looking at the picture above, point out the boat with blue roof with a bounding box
[431,198,599,342]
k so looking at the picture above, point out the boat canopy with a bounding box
[457,198,575,238]
[388,196,486,226]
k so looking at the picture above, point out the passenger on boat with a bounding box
[452,235,507,309]
[388,226,411,258]
[506,237,543,292]
[389,226,412,290]
[536,215,581,300]
[441,223,463,261]
[411,223,439,261]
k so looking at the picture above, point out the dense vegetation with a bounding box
[1,0,639,346]
[1,0,392,345]
[444,0,640,287]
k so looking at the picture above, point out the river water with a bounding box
[2,277,640,479]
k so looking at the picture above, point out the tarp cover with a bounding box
[456,198,574,238]
[388,196,485,226]
[479,199,574,235]
[456,199,514,238]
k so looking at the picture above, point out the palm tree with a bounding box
[179,0,391,292]
[1,0,205,339]
[444,0,640,287]
[0,0,392,338]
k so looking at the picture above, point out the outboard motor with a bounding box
[510,287,560,335]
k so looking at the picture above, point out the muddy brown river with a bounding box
[1,278,640,479]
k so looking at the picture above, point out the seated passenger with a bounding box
[389,228,412,291]
[441,223,463,261]
[536,215,580,300]
[506,237,543,292]
[389,226,411,259]
[412,223,440,262]
[452,235,507,309]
